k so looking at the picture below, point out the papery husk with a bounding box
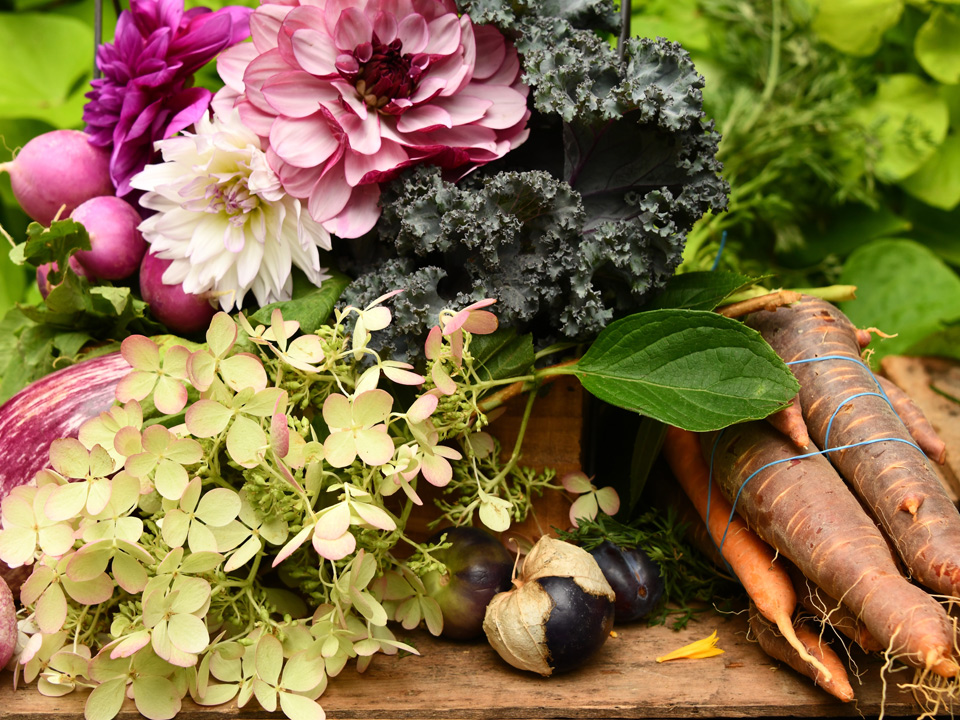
[482,537,614,676]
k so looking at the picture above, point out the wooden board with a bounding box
[881,355,960,501]
[0,610,932,719]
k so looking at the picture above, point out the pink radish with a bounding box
[71,196,147,280]
[140,251,216,335]
[0,130,113,225]
[36,258,90,299]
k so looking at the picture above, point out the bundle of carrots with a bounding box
[662,295,960,704]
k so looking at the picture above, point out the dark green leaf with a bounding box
[565,110,697,231]
[647,271,758,312]
[15,219,91,275]
[572,309,798,432]
[52,331,92,357]
[250,269,350,334]
[469,328,535,382]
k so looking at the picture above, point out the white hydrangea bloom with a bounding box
[131,108,332,310]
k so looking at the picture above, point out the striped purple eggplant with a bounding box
[0,351,128,495]
[0,351,129,591]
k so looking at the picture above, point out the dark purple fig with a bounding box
[422,526,514,640]
[483,537,615,676]
[590,540,664,623]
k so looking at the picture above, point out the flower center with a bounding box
[338,36,422,109]
[205,177,260,225]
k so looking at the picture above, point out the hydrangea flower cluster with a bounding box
[0,297,612,720]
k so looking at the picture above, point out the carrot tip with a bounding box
[899,497,922,516]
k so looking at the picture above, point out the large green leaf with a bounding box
[839,239,960,360]
[249,269,350,334]
[571,309,798,432]
[809,0,904,56]
[851,74,949,182]
[0,13,92,127]
[899,133,960,211]
[914,7,960,85]
[647,271,758,312]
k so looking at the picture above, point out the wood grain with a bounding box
[1,609,928,719]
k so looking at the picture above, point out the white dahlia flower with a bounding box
[131,108,332,310]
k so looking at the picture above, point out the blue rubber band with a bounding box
[704,353,925,558]
[710,230,728,272]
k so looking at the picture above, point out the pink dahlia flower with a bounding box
[214,0,531,238]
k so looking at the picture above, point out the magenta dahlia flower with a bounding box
[84,0,253,195]
[213,0,531,238]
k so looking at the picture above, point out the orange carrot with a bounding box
[708,421,957,677]
[748,295,960,598]
[874,374,947,465]
[785,562,882,653]
[748,602,855,703]
[663,425,832,680]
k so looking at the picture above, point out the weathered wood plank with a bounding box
[1,610,925,719]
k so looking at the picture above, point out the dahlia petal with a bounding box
[423,13,461,55]
[163,86,213,138]
[320,182,380,238]
[250,2,292,52]
[336,108,381,156]
[484,43,522,87]
[169,13,237,76]
[223,221,247,253]
[290,26,340,76]
[308,162,352,222]
[274,153,323,197]
[271,115,341,169]
[343,139,408,185]
[262,71,339,117]
[235,99,276,137]
[373,11,398,43]
[334,6,373,50]
[397,123,497,151]
[189,215,232,263]
[396,14,427,54]
[432,94,492,126]
[217,42,258,94]
[461,84,529,131]
[395,104,451,134]
[408,75,446,104]
[208,5,254,45]
[243,49,294,114]
[471,24,506,81]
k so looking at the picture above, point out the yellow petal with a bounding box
[656,630,725,663]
